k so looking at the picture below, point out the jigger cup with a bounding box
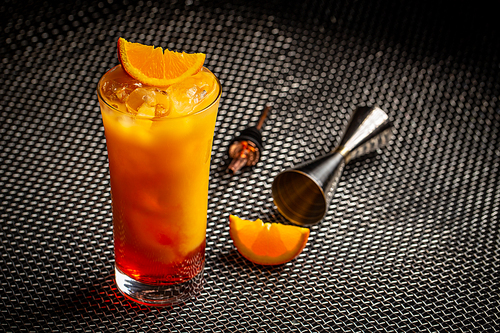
[272,106,394,226]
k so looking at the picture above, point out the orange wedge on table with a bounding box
[117,37,206,87]
[229,215,310,265]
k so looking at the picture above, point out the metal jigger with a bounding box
[272,106,394,226]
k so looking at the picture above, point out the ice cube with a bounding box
[101,66,142,103]
[154,90,171,117]
[125,87,171,118]
[167,71,216,116]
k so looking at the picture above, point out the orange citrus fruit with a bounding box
[117,37,206,87]
[229,215,310,265]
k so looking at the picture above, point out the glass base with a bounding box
[115,265,205,307]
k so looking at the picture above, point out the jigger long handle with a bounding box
[272,106,394,226]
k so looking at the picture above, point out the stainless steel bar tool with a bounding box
[271,106,394,226]
[227,105,271,175]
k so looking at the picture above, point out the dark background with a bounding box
[1,0,499,331]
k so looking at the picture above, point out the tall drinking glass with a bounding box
[97,65,221,306]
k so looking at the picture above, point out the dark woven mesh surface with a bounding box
[1,0,499,331]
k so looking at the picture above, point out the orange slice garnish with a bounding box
[117,37,206,87]
[229,215,310,265]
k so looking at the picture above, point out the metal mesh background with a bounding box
[1,0,499,331]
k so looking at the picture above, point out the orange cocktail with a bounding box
[97,39,221,306]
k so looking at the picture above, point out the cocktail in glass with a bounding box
[97,64,221,306]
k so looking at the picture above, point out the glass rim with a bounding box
[96,64,222,120]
